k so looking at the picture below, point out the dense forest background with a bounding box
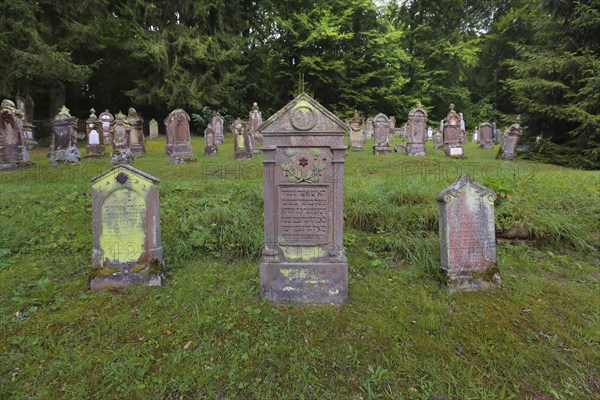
[0,0,598,168]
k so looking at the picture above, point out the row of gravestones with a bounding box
[348,102,521,161]
[90,93,501,299]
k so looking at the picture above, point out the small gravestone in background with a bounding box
[434,130,444,149]
[204,123,217,156]
[427,126,433,141]
[99,110,114,145]
[436,174,500,292]
[259,92,348,303]
[49,105,80,164]
[364,117,374,138]
[373,113,392,155]
[249,102,263,144]
[472,129,479,143]
[110,111,133,165]
[16,97,37,150]
[406,101,428,156]
[90,164,164,289]
[479,122,494,149]
[232,118,252,160]
[443,104,464,157]
[85,108,105,157]
[212,111,224,144]
[0,99,31,169]
[389,116,396,137]
[149,119,159,139]
[498,115,522,161]
[164,109,195,163]
[127,108,146,157]
[348,111,365,150]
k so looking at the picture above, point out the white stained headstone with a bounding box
[459,113,465,131]
[440,119,444,133]
[89,130,100,145]
[427,127,433,139]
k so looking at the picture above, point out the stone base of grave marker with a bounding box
[130,144,146,158]
[169,143,196,164]
[373,145,393,155]
[86,144,106,158]
[407,143,426,156]
[110,149,133,165]
[394,144,407,153]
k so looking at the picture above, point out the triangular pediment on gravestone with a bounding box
[90,164,160,188]
[258,92,348,135]
[435,174,496,204]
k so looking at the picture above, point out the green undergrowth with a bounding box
[0,137,599,399]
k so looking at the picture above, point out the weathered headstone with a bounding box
[389,116,396,137]
[99,110,114,145]
[495,127,502,144]
[232,118,252,160]
[348,111,365,150]
[90,164,164,289]
[126,108,146,157]
[498,115,522,161]
[212,111,224,144]
[434,130,444,149]
[443,104,464,157]
[427,126,433,141]
[204,123,218,156]
[0,99,31,168]
[149,119,159,139]
[472,130,479,143]
[259,92,348,303]
[436,174,500,291]
[85,108,105,157]
[249,102,263,144]
[164,109,195,163]
[373,113,392,155]
[110,111,133,164]
[406,101,428,156]
[479,122,494,149]
[364,117,374,138]
[49,105,80,164]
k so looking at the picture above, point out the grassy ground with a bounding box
[0,136,598,399]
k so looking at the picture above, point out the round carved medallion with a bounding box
[290,105,317,131]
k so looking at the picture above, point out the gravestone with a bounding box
[90,164,164,289]
[49,105,80,164]
[436,174,500,291]
[0,99,31,168]
[149,119,159,139]
[406,101,428,156]
[459,112,466,144]
[434,130,444,149]
[110,111,133,164]
[85,108,105,157]
[498,115,522,161]
[249,102,263,144]
[364,117,374,138]
[99,110,114,145]
[126,108,146,157]
[212,111,224,144]
[14,97,37,150]
[164,109,195,163]
[232,118,252,160]
[373,113,392,155]
[259,92,348,303]
[204,123,218,156]
[348,111,365,150]
[495,127,502,144]
[443,104,464,157]
[427,126,433,141]
[472,130,479,143]
[389,116,396,137]
[479,122,494,149]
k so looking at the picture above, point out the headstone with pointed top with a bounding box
[204,123,217,156]
[149,119,159,139]
[110,111,133,164]
[436,174,500,292]
[258,93,348,303]
[90,164,164,289]
[212,112,224,144]
[232,119,252,160]
[348,111,365,150]
[85,108,105,157]
[373,113,392,155]
[49,105,80,164]
[164,109,195,163]
[99,110,114,145]
[498,116,522,161]
[407,102,428,156]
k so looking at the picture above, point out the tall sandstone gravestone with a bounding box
[99,110,114,145]
[259,93,348,303]
[85,108,105,157]
[348,111,365,150]
[49,105,80,164]
[249,102,263,144]
[164,109,195,163]
[212,111,225,144]
[498,116,522,161]
[406,101,428,156]
[126,108,146,157]
[436,175,500,292]
[90,164,164,289]
[373,113,392,155]
[479,122,494,149]
[443,104,464,157]
[110,111,133,164]
[204,123,218,156]
[232,119,252,160]
[0,99,31,168]
[364,117,374,138]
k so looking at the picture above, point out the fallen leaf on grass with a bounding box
[184,340,192,350]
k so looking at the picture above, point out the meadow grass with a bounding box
[0,136,598,399]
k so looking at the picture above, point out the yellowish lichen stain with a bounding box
[99,187,146,265]
[281,246,326,261]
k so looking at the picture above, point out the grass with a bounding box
[0,135,599,399]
